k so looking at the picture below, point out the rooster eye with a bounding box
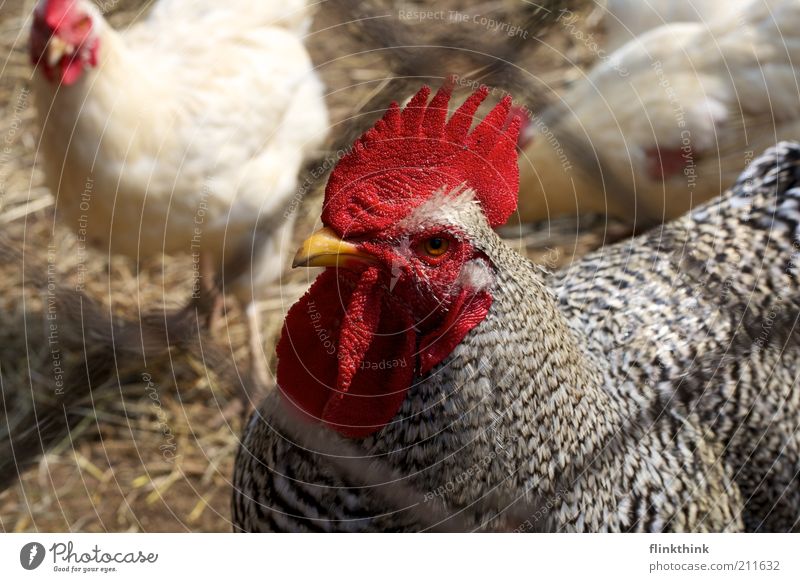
[422,237,450,257]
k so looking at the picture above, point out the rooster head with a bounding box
[30,0,99,86]
[278,80,521,438]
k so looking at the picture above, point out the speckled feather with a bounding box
[233,142,800,532]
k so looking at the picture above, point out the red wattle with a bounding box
[333,266,382,395]
[60,57,84,86]
[276,269,416,438]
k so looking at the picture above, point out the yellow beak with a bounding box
[46,36,71,67]
[292,227,375,268]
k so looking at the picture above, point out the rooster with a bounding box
[516,0,800,227]
[233,82,800,532]
[29,0,329,383]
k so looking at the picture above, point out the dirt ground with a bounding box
[0,0,615,531]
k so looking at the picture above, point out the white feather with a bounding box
[519,0,800,223]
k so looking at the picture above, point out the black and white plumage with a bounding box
[233,142,800,532]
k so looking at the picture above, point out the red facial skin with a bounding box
[357,227,487,362]
[30,0,99,86]
[277,228,493,439]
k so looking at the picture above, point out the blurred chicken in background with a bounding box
[29,0,329,386]
[516,0,800,227]
[602,0,749,51]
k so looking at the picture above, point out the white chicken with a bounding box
[602,0,750,52]
[517,0,800,225]
[29,0,329,384]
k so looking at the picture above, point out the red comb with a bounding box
[322,80,521,236]
[41,0,76,25]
